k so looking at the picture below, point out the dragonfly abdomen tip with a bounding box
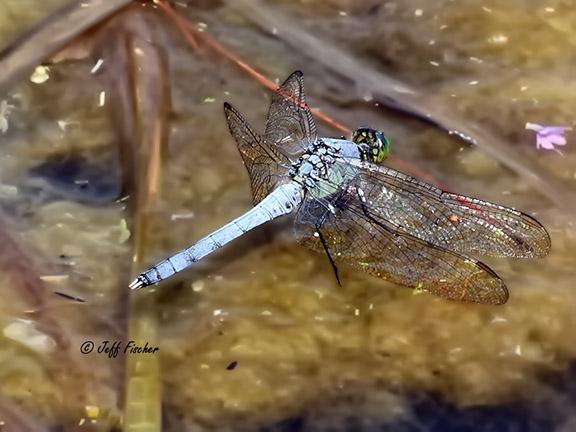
[128,276,147,290]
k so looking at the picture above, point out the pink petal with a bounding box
[539,127,570,137]
[537,137,556,150]
[547,134,567,146]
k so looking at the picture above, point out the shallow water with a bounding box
[0,1,575,431]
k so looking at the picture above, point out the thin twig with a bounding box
[157,0,350,135]
[154,0,198,49]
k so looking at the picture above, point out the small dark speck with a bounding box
[367,3,381,15]
[54,291,85,303]
[59,254,67,259]
[226,361,238,370]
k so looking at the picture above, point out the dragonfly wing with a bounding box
[295,179,508,304]
[342,159,551,258]
[264,71,318,156]
[224,102,290,204]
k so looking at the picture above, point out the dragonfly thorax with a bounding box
[289,139,339,189]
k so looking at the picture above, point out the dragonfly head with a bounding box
[352,128,390,164]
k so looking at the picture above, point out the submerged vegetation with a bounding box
[0,0,575,431]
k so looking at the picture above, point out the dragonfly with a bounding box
[129,71,551,304]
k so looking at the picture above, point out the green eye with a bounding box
[373,148,386,163]
[352,128,391,164]
[373,132,390,164]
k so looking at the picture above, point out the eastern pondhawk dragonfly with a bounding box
[129,71,550,304]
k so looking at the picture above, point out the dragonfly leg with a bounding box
[315,222,342,287]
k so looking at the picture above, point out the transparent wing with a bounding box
[224,103,290,204]
[264,70,318,156]
[342,159,551,258]
[295,176,509,304]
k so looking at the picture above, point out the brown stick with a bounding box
[96,8,171,431]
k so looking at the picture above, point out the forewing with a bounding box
[344,159,551,258]
[264,71,318,156]
[224,103,290,204]
[295,179,508,305]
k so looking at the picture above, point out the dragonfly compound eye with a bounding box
[352,128,390,164]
